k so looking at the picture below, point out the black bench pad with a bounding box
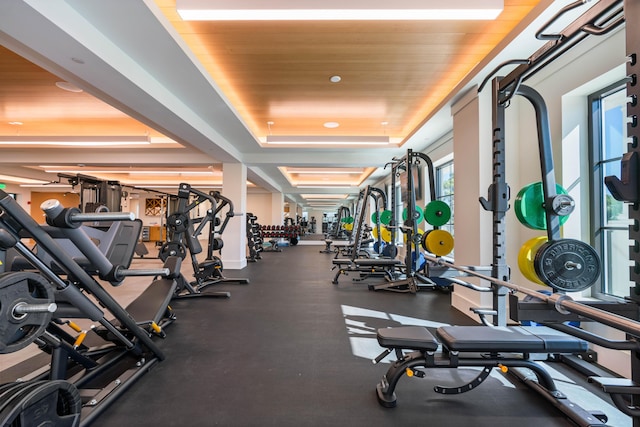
[332,258,400,266]
[377,326,438,351]
[436,326,588,353]
[354,259,401,266]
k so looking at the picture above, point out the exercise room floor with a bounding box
[1,239,632,426]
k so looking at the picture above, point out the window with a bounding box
[435,160,454,237]
[589,81,631,298]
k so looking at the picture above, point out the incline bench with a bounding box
[374,325,608,426]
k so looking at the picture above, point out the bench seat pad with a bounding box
[436,326,588,353]
[354,258,401,266]
[377,326,438,351]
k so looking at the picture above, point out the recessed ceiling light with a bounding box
[55,81,83,93]
[323,122,340,129]
[8,121,23,126]
[330,75,341,83]
[177,0,504,20]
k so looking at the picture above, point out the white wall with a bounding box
[247,192,274,226]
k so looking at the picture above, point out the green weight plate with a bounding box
[424,201,451,226]
[371,212,381,223]
[533,239,601,292]
[342,216,354,224]
[515,182,570,230]
[402,206,424,223]
[379,210,393,226]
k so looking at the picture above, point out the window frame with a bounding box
[588,79,630,299]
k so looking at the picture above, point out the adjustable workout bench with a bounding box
[332,256,403,285]
[374,325,608,426]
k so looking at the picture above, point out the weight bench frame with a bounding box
[331,257,402,285]
[374,325,608,426]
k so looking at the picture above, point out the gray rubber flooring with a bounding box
[83,243,627,427]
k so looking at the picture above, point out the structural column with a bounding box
[222,162,247,269]
[271,192,284,225]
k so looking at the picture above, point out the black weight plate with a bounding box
[158,242,187,262]
[0,272,54,354]
[166,213,189,233]
[533,239,600,292]
[0,381,46,415]
[211,237,224,251]
[0,380,81,427]
[382,244,398,258]
[0,382,29,412]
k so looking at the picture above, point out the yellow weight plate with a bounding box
[517,236,547,285]
[423,229,454,257]
[380,227,392,243]
[343,223,354,231]
[372,227,379,239]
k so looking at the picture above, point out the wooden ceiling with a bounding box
[0,0,543,199]
[154,0,542,141]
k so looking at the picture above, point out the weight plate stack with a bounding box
[0,380,81,427]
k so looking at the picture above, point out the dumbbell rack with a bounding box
[246,213,263,261]
[259,225,301,246]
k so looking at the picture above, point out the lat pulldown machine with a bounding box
[159,183,248,299]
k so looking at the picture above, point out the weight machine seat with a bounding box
[120,277,177,326]
[436,326,588,354]
[377,326,439,352]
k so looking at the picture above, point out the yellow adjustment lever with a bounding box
[151,322,162,334]
[498,364,508,373]
[67,321,82,333]
[73,331,88,349]
[405,368,414,378]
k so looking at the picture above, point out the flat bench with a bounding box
[374,325,606,425]
[331,257,402,284]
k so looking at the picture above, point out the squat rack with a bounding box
[478,0,626,326]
